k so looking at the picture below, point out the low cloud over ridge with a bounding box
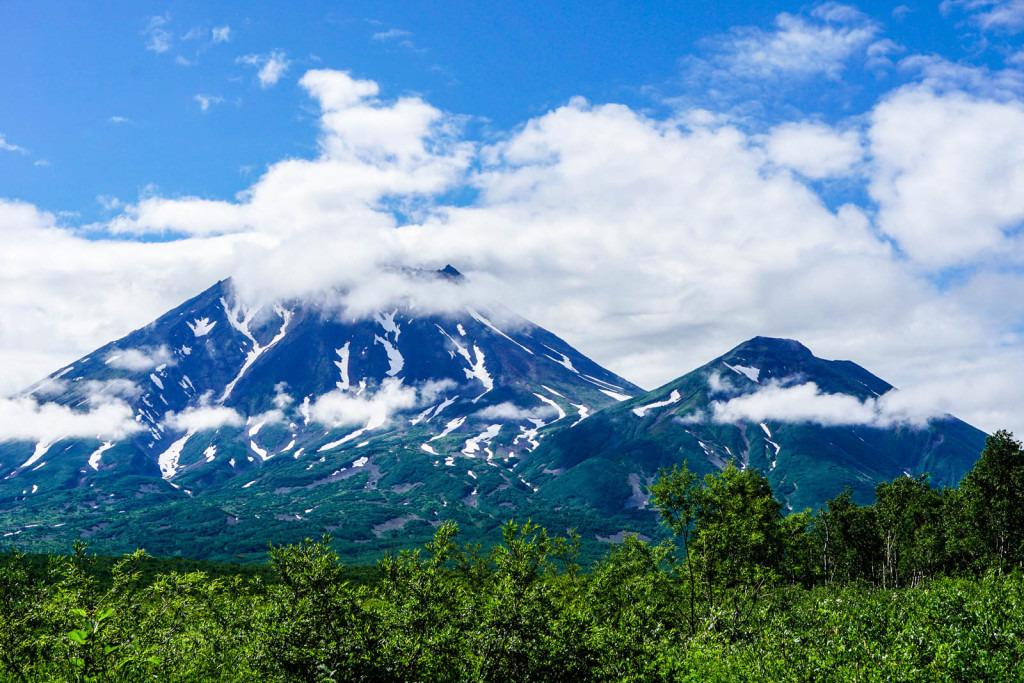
[710,380,945,428]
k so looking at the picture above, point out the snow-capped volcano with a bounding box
[0,270,643,559]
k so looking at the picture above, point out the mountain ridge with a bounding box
[0,281,989,561]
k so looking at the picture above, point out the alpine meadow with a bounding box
[2,1,1024,680]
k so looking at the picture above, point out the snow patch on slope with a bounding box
[633,390,682,418]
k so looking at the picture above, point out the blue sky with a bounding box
[2,1,1024,436]
[3,0,1011,221]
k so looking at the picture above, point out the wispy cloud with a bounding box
[943,0,1024,33]
[143,14,173,54]
[704,3,880,80]
[237,50,290,88]
[104,345,175,372]
[107,115,134,125]
[181,26,205,41]
[0,134,27,154]
[370,27,426,54]
[212,25,231,43]
[372,28,412,41]
[193,94,225,112]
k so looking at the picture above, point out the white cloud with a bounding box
[475,402,558,421]
[710,380,943,428]
[943,0,1024,32]
[81,379,143,402]
[181,26,205,41]
[309,378,419,427]
[108,116,133,125]
[868,86,1024,266]
[4,62,1024,445]
[143,14,172,53]
[764,121,863,178]
[163,404,245,432]
[0,134,26,154]
[105,346,175,372]
[193,94,225,113]
[0,396,143,443]
[212,25,231,43]
[238,50,290,88]
[710,3,880,79]
[372,28,412,41]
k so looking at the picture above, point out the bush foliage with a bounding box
[1,431,1022,681]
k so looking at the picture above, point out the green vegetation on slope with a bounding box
[0,430,1021,681]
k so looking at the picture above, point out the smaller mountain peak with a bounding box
[730,336,813,358]
[438,264,464,280]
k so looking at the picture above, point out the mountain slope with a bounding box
[0,272,642,560]
[518,337,987,514]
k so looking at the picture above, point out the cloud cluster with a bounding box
[3,3,1024,443]
[0,396,142,444]
[869,85,1024,266]
[709,3,880,80]
[764,121,863,179]
[309,379,419,428]
[163,404,245,432]
[710,381,944,428]
[944,0,1024,32]
[238,51,290,88]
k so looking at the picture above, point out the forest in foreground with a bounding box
[1,431,1022,681]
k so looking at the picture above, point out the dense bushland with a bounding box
[1,431,1023,681]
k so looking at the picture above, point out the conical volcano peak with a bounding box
[725,336,814,362]
[438,264,464,280]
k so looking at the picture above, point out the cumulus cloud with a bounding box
[0,396,143,443]
[764,122,863,178]
[238,50,290,88]
[163,404,245,432]
[310,378,419,428]
[4,55,1024,444]
[868,85,1024,266]
[710,381,944,428]
[105,346,176,372]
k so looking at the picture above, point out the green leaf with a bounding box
[67,629,89,645]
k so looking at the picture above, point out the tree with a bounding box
[649,462,701,631]
[874,474,943,587]
[815,488,881,584]
[957,430,1024,569]
[652,461,784,612]
[690,462,783,598]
